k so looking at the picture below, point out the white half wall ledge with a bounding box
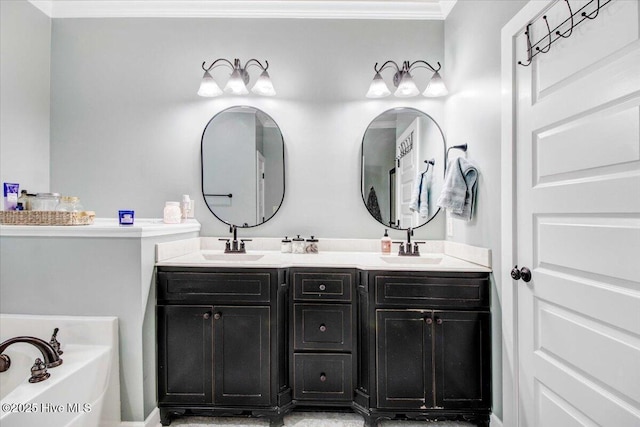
[119,407,160,427]
[27,0,457,20]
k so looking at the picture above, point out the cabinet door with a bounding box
[213,305,271,406]
[433,311,491,410]
[376,310,432,409]
[157,305,213,404]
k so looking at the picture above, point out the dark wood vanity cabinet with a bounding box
[156,268,289,426]
[289,268,357,405]
[156,266,491,427]
[359,271,492,427]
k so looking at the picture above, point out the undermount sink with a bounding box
[380,256,442,265]
[203,254,265,262]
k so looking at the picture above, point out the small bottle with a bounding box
[15,202,24,211]
[18,190,30,210]
[163,202,182,224]
[281,236,292,253]
[305,236,319,254]
[292,235,305,254]
[181,195,191,221]
[381,229,392,254]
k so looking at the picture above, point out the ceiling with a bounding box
[28,0,457,20]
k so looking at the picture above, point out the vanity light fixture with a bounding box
[366,60,448,98]
[198,58,276,97]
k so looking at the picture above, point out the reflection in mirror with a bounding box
[361,107,445,230]
[201,106,285,227]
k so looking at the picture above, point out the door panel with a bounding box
[213,305,271,406]
[512,0,640,425]
[157,305,213,404]
[433,311,491,410]
[376,309,431,408]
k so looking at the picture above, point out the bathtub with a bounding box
[0,314,120,427]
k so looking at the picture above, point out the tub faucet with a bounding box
[0,336,63,373]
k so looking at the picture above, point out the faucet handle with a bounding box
[392,241,405,255]
[49,328,63,356]
[413,241,426,256]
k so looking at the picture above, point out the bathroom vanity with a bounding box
[155,239,492,427]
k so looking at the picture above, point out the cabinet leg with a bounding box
[269,415,284,427]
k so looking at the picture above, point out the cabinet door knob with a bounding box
[319,284,326,291]
[213,312,222,320]
[203,312,211,320]
[319,324,327,332]
[436,318,443,325]
[320,373,327,382]
[425,317,433,325]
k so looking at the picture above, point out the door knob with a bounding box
[213,312,222,320]
[511,265,532,283]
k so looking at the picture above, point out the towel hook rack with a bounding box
[445,143,468,166]
[517,0,612,66]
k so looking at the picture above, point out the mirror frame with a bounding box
[200,105,286,228]
[360,107,446,230]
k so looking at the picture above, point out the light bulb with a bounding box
[197,70,223,97]
[251,70,276,96]
[423,71,448,97]
[394,71,419,98]
[224,69,249,95]
[366,72,391,98]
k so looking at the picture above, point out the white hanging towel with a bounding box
[409,164,431,219]
[436,157,478,221]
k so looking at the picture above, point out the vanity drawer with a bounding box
[293,353,352,401]
[294,304,352,351]
[292,269,355,302]
[374,272,490,308]
[157,269,273,303]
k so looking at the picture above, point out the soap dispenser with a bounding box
[381,229,392,254]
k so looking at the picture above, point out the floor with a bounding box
[170,412,477,426]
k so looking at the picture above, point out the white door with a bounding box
[396,118,421,228]
[503,1,640,426]
[256,151,265,223]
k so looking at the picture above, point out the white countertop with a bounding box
[0,218,201,238]
[156,237,492,272]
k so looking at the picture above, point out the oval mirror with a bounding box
[361,107,445,230]
[201,106,285,227]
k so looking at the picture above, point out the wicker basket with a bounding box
[0,210,95,226]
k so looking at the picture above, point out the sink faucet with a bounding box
[0,336,63,373]
[219,225,252,254]
[394,228,425,256]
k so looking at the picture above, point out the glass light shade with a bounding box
[224,69,249,95]
[366,72,391,98]
[423,71,448,97]
[394,71,420,98]
[251,70,276,96]
[197,70,223,97]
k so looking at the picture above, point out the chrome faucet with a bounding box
[0,336,63,373]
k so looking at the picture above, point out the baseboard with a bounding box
[490,413,503,427]
[119,407,160,427]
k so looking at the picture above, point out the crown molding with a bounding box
[27,1,456,20]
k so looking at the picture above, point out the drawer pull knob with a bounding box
[319,284,326,291]
[319,324,327,332]
[425,317,433,325]
[203,312,211,320]
[436,318,443,325]
[320,373,327,382]
[214,312,222,320]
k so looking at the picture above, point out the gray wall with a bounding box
[49,17,445,241]
[444,0,528,421]
[0,0,51,195]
